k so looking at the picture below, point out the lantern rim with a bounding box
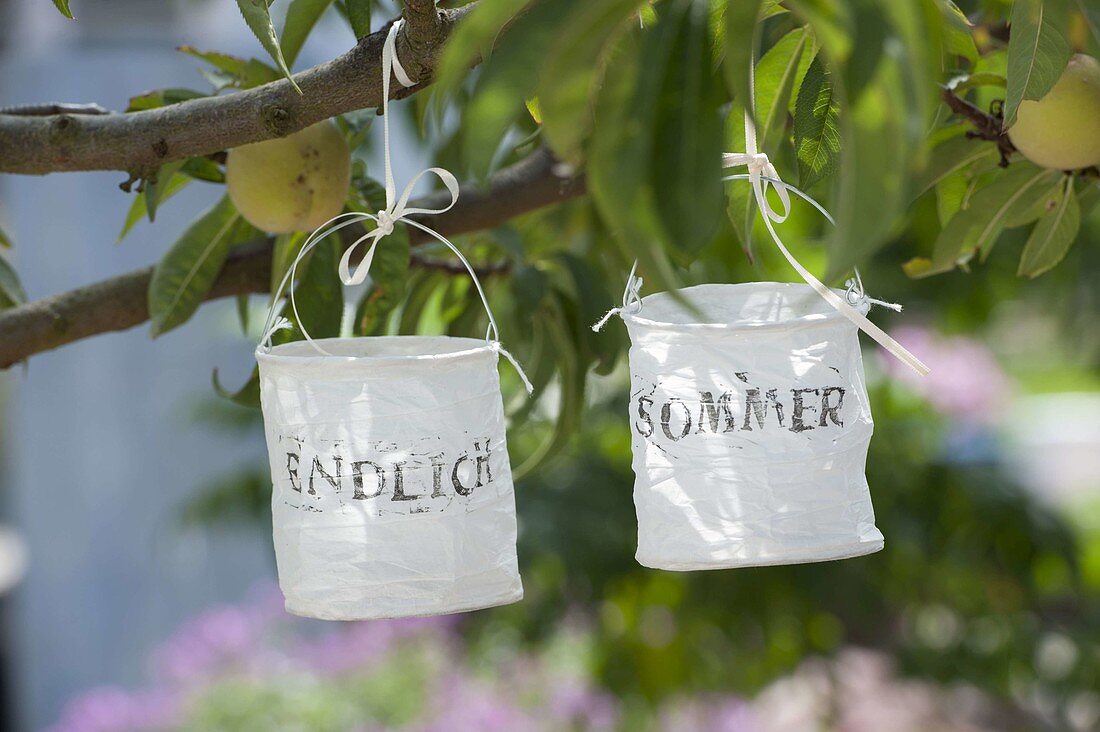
[621,282,870,332]
[256,335,497,366]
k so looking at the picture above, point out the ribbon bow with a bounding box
[337,21,461,287]
[722,105,929,376]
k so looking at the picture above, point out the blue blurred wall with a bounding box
[0,1,422,728]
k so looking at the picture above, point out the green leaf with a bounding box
[346,0,371,39]
[119,172,191,242]
[435,0,532,99]
[843,0,889,102]
[270,232,305,295]
[126,88,206,112]
[236,294,251,335]
[754,27,812,152]
[721,0,762,110]
[589,29,678,292]
[921,163,1060,275]
[0,251,26,309]
[51,0,74,19]
[827,56,909,279]
[235,0,302,93]
[1018,176,1080,277]
[181,157,226,184]
[724,102,756,259]
[178,46,282,90]
[148,196,259,336]
[934,170,970,226]
[793,54,840,189]
[462,0,570,177]
[281,0,335,68]
[942,1,978,63]
[914,135,1000,198]
[0,224,11,249]
[290,233,344,340]
[213,367,261,409]
[144,160,185,224]
[651,0,725,259]
[1003,0,1071,127]
[535,0,639,164]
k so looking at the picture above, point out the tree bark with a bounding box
[0,149,585,368]
[0,4,472,175]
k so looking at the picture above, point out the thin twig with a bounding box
[939,85,1017,166]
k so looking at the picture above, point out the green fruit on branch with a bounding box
[226,121,351,234]
[1007,54,1100,171]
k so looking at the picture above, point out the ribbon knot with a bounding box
[375,209,395,237]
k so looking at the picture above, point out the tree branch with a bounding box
[0,149,586,368]
[0,4,472,175]
[939,85,1017,166]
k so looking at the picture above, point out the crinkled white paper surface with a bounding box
[257,336,523,620]
[622,283,884,570]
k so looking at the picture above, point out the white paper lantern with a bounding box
[256,335,523,620]
[621,282,884,570]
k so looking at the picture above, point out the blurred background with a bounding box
[0,0,1098,731]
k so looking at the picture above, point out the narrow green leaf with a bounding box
[724,102,756,259]
[181,157,226,184]
[589,29,679,292]
[1018,176,1080,277]
[1004,0,1071,127]
[934,170,970,225]
[148,196,259,336]
[179,47,283,90]
[942,1,978,63]
[51,0,74,19]
[213,367,261,409]
[144,160,185,224]
[914,135,999,198]
[0,251,26,309]
[119,173,191,242]
[290,233,343,340]
[236,294,251,335]
[535,0,639,163]
[270,232,305,295]
[793,54,840,189]
[0,224,11,249]
[921,163,1060,275]
[281,0,335,68]
[235,0,302,93]
[722,0,763,110]
[754,27,812,151]
[462,0,571,176]
[435,0,532,99]
[827,56,909,279]
[346,0,371,39]
[126,88,206,112]
[652,0,725,258]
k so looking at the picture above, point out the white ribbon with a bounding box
[259,20,533,393]
[728,104,929,376]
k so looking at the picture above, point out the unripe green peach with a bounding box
[1008,54,1100,171]
[226,121,351,233]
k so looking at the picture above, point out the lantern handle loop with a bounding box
[258,21,532,393]
[591,261,643,332]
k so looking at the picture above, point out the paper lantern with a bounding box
[256,335,524,619]
[253,20,526,619]
[620,282,884,570]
